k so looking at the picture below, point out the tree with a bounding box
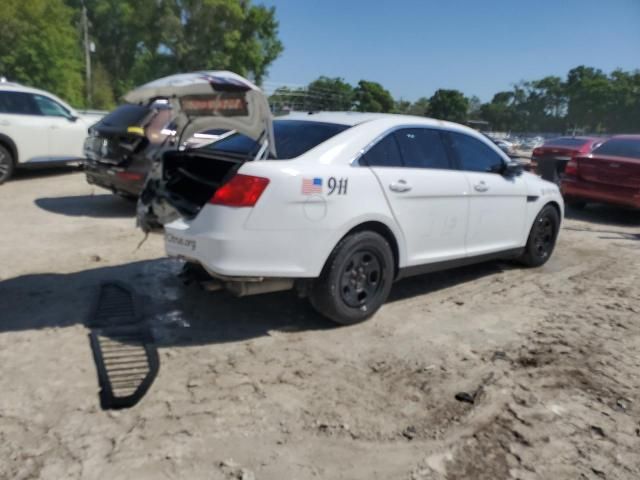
[394,97,430,116]
[0,0,84,106]
[306,76,354,111]
[426,89,469,123]
[354,80,394,113]
[66,0,284,103]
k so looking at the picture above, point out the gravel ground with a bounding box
[1,169,639,480]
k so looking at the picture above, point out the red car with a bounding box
[531,136,603,184]
[561,135,640,209]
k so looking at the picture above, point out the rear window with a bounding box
[99,104,152,128]
[544,137,590,148]
[202,120,350,159]
[592,138,640,160]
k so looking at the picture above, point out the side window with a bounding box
[449,131,505,173]
[361,133,403,167]
[393,128,452,169]
[0,91,41,115]
[33,95,71,118]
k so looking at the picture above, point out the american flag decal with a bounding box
[302,177,323,195]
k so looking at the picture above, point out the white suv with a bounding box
[0,79,104,183]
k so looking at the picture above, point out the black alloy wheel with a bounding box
[519,205,560,267]
[339,249,384,308]
[310,231,394,325]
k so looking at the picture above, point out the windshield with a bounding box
[592,138,640,159]
[200,119,350,159]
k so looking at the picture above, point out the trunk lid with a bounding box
[577,154,640,188]
[130,71,275,231]
[123,71,275,156]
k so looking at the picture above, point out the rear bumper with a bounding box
[163,205,334,278]
[561,177,640,209]
[85,162,145,197]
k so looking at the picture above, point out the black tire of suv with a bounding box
[309,231,395,325]
[0,144,15,185]
[519,204,560,268]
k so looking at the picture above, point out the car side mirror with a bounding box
[503,161,523,177]
[69,115,79,122]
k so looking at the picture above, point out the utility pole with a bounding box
[82,0,92,108]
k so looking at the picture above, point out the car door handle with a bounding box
[0,120,10,127]
[389,180,412,193]
[474,181,489,192]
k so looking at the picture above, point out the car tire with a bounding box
[309,231,394,325]
[0,144,15,185]
[519,204,560,268]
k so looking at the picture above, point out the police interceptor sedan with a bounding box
[129,71,563,325]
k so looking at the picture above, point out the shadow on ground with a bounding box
[12,165,82,182]
[35,194,136,218]
[563,204,640,242]
[0,257,512,346]
[565,203,640,227]
[0,256,514,408]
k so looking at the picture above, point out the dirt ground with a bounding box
[1,168,639,480]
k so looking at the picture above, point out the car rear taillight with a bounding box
[210,174,270,207]
[565,158,579,177]
[116,171,144,181]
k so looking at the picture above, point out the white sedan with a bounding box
[130,71,564,325]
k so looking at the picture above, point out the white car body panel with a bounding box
[0,82,103,165]
[152,108,563,280]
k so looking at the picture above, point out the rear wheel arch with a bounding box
[340,221,400,278]
[544,200,562,223]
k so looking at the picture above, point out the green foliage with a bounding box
[426,89,469,123]
[306,77,354,111]
[0,0,84,106]
[394,97,430,116]
[479,67,640,133]
[354,80,394,113]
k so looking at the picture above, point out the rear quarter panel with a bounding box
[239,159,405,277]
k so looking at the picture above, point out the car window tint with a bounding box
[393,128,451,169]
[449,131,504,173]
[204,120,351,159]
[0,91,40,115]
[33,95,70,117]
[361,134,402,167]
[592,138,640,160]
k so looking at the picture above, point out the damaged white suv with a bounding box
[130,71,564,325]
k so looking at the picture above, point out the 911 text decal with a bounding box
[327,177,348,195]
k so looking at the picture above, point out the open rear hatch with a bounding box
[125,71,275,231]
[85,104,161,167]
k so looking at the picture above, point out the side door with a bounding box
[446,131,528,256]
[362,128,470,266]
[32,94,86,160]
[0,91,51,164]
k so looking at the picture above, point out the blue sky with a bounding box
[260,0,640,102]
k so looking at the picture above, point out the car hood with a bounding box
[123,71,275,156]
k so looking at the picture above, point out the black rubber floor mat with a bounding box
[88,282,159,409]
